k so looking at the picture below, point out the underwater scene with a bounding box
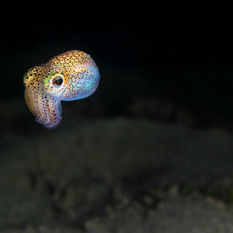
[1,5,233,233]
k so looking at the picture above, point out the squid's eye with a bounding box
[52,75,63,88]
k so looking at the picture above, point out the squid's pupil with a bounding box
[53,76,63,86]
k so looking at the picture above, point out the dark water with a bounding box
[1,5,233,233]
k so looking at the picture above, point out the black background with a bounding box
[1,4,233,126]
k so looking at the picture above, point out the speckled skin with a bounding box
[24,50,100,128]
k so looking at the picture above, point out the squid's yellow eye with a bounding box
[52,75,63,88]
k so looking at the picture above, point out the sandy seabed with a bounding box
[1,102,233,232]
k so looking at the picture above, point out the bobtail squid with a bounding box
[23,50,100,128]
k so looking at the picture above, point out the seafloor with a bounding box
[1,97,233,233]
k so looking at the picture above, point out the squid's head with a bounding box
[42,64,100,102]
